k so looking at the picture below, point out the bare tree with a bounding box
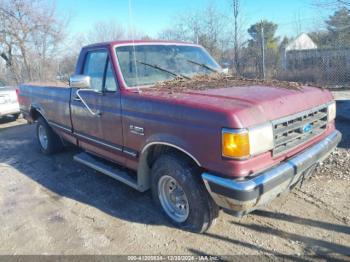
[0,0,67,83]
[85,20,149,44]
[329,0,350,6]
[87,21,126,44]
[158,3,229,61]
[314,0,350,7]
[56,21,150,81]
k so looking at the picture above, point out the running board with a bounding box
[74,152,142,191]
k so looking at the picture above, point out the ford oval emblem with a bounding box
[302,123,313,133]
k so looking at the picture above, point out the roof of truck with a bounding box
[84,40,199,49]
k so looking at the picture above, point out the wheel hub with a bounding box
[38,125,48,150]
[158,175,189,223]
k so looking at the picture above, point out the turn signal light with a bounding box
[222,129,250,158]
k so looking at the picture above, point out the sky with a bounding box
[56,0,335,39]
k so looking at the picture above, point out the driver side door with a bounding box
[71,49,125,165]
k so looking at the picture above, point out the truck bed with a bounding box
[19,83,72,131]
[23,81,69,88]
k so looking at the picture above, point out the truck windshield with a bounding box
[115,45,222,88]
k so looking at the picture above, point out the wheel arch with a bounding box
[137,141,202,191]
[29,105,47,122]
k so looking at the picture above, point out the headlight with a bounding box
[328,102,336,122]
[222,123,274,159]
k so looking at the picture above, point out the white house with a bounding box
[286,33,318,51]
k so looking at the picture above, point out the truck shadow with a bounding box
[335,100,350,149]
[188,247,312,262]
[19,153,169,226]
[230,221,350,257]
[0,125,170,228]
[253,210,350,235]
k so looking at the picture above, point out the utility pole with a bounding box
[233,0,240,74]
[260,21,266,80]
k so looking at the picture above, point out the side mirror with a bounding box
[70,75,91,89]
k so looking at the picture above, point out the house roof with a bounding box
[286,33,318,51]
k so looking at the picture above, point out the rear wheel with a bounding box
[36,117,63,155]
[151,153,219,233]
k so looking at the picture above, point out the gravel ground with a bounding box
[0,101,349,259]
[315,98,350,182]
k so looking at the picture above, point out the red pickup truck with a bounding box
[19,40,341,233]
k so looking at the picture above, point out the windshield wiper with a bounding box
[186,59,220,73]
[136,60,190,80]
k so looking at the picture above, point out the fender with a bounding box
[136,133,202,191]
[29,103,48,122]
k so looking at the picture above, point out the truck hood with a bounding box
[143,85,333,128]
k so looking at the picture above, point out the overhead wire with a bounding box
[128,0,141,93]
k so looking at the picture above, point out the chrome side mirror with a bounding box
[70,75,91,89]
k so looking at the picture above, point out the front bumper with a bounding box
[202,130,342,216]
[0,102,20,117]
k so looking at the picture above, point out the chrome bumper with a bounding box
[202,130,342,216]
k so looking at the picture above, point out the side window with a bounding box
[83,51,108,92]
[104,59,118,92]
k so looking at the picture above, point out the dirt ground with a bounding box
[0,101,349,259]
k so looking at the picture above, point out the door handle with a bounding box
[75,89,102,117]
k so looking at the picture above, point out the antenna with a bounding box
[128,0,141,93]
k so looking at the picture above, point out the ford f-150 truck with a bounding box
[19,40,341,233]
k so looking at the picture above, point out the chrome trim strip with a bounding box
[123,149,138,158]
[141,142,201,167]
[75,132,138,158]
[49,121,71,133]
[75,132,123,152]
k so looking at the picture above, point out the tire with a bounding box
[151,153,219,233]
[12,113,20,120]
[36,117,63,155]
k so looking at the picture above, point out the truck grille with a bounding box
[272,105,328,156]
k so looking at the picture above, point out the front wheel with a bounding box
[151,153,219,233]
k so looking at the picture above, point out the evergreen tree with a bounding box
[247,20,279,77]
[326,7,350,46]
